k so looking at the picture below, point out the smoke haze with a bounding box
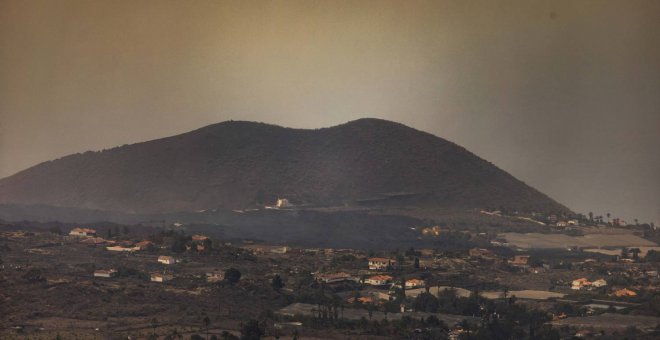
[1,0,658,223]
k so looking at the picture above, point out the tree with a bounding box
[171,235,187,253]
[224,268,241,285]
[203,315,211,340]
[414,257,420,269]
[203,238,213,252]
[151,317,158,338]
[529,257,544,268]
[271,274,284,291]
[413,292,439,313]
[221,331,238,340]
[646,250,660,262]
[164,328,183,340]
[396,254,405,269]
[630,248,641,261]
[240,319,264,340]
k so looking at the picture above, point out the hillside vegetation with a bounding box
[0,118,569,215]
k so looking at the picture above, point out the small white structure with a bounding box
[271,246,289,254]
[106,246,139,252]
[276,198,291,208]
[591,278,608,288]
[94,269,117,278]
[405,279,426,289]
[158,256,176,265]
[315,272,353,284]
[368,258,395,270]
[69,228,97,237]
[206,271,224,282]
[151,273,173,282]
[365,275,392,286]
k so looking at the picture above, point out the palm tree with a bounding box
[607,213,611,224]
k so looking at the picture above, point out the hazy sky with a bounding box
[1,0,658,223]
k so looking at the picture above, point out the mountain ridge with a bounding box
[0,118,570,215]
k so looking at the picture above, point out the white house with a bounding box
[368,258,395,270]
[276,198,291,208]
[405,279,426,289]
[365,275,392,286]
[158,256,176,265]
[315,272,352,284]
[94,269,117,278]
[206,271,224,282]
[106,246,139,252]
[591,278,608,288]
[151,273,173,282]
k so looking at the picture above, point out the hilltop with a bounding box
[0,118,569,215]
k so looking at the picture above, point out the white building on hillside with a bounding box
[151,273,173,282]
[368,258,395,270]
[94,269,117,278]
[69,228,97,237]
[365,275,392,286]
[276,198,291,208]
[405,279,426,289]
[158,256,176,265]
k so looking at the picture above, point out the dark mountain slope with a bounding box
[0,118,569,214]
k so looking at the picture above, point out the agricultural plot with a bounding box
[500,232,656,250]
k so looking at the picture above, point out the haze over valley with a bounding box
[1,1,658,339]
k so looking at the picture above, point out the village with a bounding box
[1,215,659,340]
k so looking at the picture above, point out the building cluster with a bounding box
[69,227,219,284]
[61,222,656,332]
[571,277,608,290]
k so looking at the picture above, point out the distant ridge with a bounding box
[0,118,570,215]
